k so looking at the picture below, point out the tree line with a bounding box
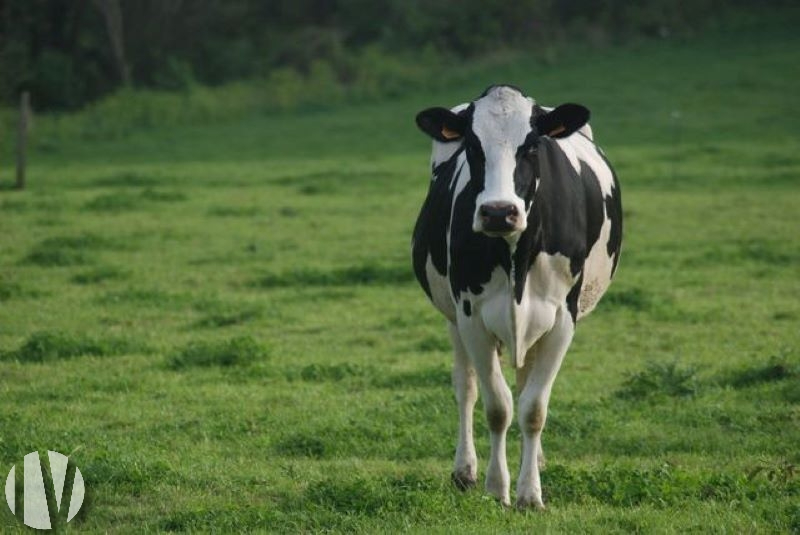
[0,0,771,111]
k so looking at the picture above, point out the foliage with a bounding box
[0,1,788,110]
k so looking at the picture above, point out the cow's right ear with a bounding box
[415,107,467,142]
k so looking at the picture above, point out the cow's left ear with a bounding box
[534,103,590,138]
[415,107,468,142]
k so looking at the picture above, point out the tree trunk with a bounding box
[16,92,31,190]
[92,0,131,86]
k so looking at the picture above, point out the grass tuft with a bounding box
[207,206,262,217]
[0,277,28,301]
[544,461,798,507]
[273,434,328,459]
[615,361,699,400]
[304,474,434,515]
[295,362,372,382]
[373,366,451,389]
[601,287,653,311]
[1,331,145,363]
[416,335,450,352]
[167,336,268,369]
[191,301,265,328]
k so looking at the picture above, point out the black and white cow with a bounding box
[412,85,622,509]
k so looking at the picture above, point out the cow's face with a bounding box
[416,85,590,241]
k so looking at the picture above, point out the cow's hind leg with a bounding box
[457,321,513,506]
[516,305,574,510]
[449,323,478,490]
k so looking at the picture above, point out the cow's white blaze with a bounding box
[471,87,534,236]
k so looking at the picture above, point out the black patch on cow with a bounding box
[514,142,540,209]
[598,151,623,277]
[447,134,513,300]
[532,138,590,270]
[462,299,472,317]
[511,138,603,304]
[412,149,464,298]
[566,272,584,322]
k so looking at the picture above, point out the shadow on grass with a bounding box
[715,354,799,389]
[86,171,164,189]
[167,336,269,369]
[271,170,402,196]
[254,263,413,289]
[71,266,129,285]
[22,233,130,267]
[84,188,187,212]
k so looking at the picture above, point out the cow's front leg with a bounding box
[457,321,512,506]
[449,323,478,490]
[516,305,574,510]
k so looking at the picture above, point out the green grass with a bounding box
[1,15,800,533]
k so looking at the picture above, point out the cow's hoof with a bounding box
[451,470,477,491]
[515,495,546,511]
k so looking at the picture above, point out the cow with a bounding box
[411,85,622,509]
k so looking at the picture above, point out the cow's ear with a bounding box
[535,103,590,138]
[415,107,467,142]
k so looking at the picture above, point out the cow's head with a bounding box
[416,85,589,240]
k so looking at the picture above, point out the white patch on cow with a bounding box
[556,133,615,197]
[451,151,470,200]
[430,103,469,171]
[425,254,456,323]
[456,252,576,370]
[471,87,533,232]
[511,253,576,367]
[578,207,615,319]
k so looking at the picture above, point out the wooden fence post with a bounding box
[16,91,31,190]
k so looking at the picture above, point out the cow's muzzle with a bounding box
[478,202,520,235]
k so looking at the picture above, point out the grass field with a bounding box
[1,14,799,533]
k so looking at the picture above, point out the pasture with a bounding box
[1,16,799,533]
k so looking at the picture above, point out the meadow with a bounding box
[1,14,799,533]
